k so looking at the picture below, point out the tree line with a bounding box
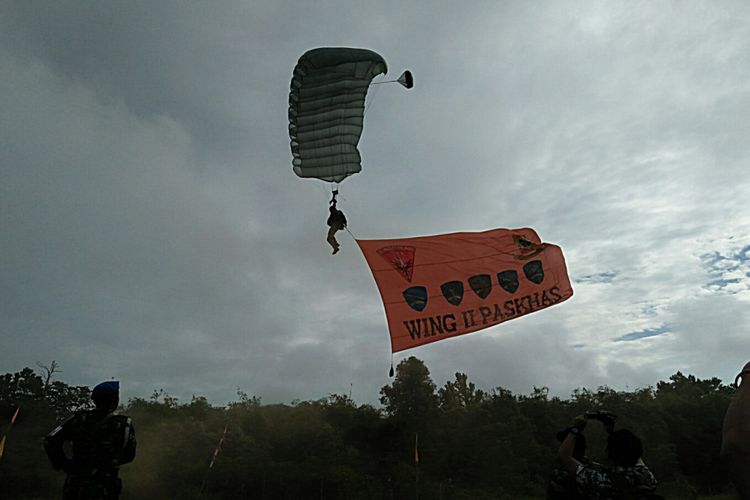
[0,358,737,499]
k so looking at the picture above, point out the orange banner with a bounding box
[357,228,573,352]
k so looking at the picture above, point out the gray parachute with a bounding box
[289,47,409,183]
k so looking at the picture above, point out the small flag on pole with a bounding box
[208,424,229,470]
[0,407,20,461]
[199,423,230,497]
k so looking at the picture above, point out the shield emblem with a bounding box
[468,274,492,299]
[523,260,545,284]
[440,281,464,306]
[403,286,428,312]
[497,270,519,293]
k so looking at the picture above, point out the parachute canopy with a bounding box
[357,228,573,352]
[289,47,388,183]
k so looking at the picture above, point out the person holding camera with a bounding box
[556,411,660,500]
[547,426,591,499]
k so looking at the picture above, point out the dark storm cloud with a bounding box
[2,1,750,406]
[1,2,282,157]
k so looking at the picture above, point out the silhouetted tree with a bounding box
[0,362,738,499]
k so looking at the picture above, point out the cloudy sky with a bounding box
[2,1,749,407]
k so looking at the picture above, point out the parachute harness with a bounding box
[326,187,349,255]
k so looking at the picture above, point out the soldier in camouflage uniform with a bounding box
[45,381,136,500]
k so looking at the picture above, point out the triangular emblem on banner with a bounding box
[377,245,416,282]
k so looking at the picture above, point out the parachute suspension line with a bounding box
[371,80,405,86]
[366,70,412,115]
[330,182,340,202]
[389,353,394,377]
[363,81,383,115]
[315,182,332,205]
[330,183,350,209]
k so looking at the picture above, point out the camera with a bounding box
[584,410,616,421]
[584,410,616,432]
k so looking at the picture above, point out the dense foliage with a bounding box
[0,359,737,499]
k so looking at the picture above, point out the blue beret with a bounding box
[92,380,120,399]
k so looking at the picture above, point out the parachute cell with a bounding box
[289,47,388,183]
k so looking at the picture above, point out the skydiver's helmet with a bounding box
[92,380,120,412]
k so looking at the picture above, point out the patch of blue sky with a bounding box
[574,271,617,284]
[703,260,739,275]
[639,302,659,316]
[701,251,725,267]
[701,245,750,293]
[706,278,741,289]
[614,326,670,342]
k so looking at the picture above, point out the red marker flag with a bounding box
[414,432,419,464]
[209,424,228,470]
[0,407,20,461]
[357,227,573,352]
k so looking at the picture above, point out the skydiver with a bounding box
[327,191,347,255]
[45,381,136,500]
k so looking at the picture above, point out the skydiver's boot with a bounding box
[327,227,340,254]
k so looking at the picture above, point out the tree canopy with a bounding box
[0,360,737,499]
